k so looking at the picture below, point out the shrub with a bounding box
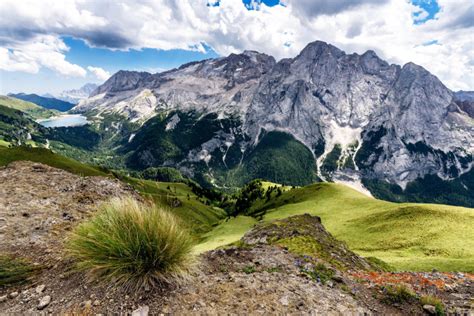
[0,255,40,287]
[141,167,185,183]
[383,284,416,304]
[301,263,335,284]
[66,197,195,290]
[420,295,445,316]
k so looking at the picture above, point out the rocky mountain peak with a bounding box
[297,40,345,61]
[91,70,153,97]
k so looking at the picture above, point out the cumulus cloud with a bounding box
[288,0,390,19]
[0,0,472,90]
[0,35,86,77]
[87,66,111,81]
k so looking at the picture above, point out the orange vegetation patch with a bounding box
[351,272,473,292]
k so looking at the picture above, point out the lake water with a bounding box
[38,114,89,128]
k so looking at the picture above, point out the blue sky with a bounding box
[0,38,219,95]
[412,0,440,24]
[63,38,219,73]
[0,0,472,94]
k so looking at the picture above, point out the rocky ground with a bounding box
[0,162,472,314]
[0,161,140,260]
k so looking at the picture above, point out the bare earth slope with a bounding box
[0,161,140,258]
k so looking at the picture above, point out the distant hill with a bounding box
[0,95,57,119]
[8,93,75,111]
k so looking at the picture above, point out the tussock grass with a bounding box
[66,197,195,291]
[0,255,40,287]
[420,295,445,315]
[382,284,417,304]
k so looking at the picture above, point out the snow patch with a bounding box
[166,114,181,131]
[316,121,362,180]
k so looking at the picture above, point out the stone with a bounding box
[423,305,437,315]
[93,300,101,306]
[37,296,51,310]
[35,284,46,294]
[332,272,344,283]
[0,295,7,302]
[279,295,289,306]
[80,300,92,309]
[132,305,149,316]
[8,292,19,299]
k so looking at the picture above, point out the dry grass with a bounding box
[66,197,195,291]
[0,255,40,287]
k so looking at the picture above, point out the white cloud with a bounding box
[0,0,472,90]
[0,35,86,77]
[87,66,111,81]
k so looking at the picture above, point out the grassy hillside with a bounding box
[121,176,226,234]
[198,183,474,272]
[2,147,471,272]
[0,146,109,177]
[176,177,474,272]
[0,95,57,119]
[8,93,75,111]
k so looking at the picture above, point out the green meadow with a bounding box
[197,183,473,272]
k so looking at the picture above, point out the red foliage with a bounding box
[350,271,473,293]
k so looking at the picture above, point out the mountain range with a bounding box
[69,40,473,206]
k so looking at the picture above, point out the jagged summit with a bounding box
[297,40,345,59]
[91,70,153,97]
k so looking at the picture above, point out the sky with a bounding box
[0,0,472,95]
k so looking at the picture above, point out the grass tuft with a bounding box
[66,197,195,291]
[382,284,417,304]
[0,255,40,287]
[420,295,445,315]
[301,263,335,284]
[242,265,256,274]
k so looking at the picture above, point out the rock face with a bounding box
[73,41,473,192]
[454,91,474,118]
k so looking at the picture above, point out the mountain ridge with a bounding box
[71,40,473,202]
[8,93,76,112]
